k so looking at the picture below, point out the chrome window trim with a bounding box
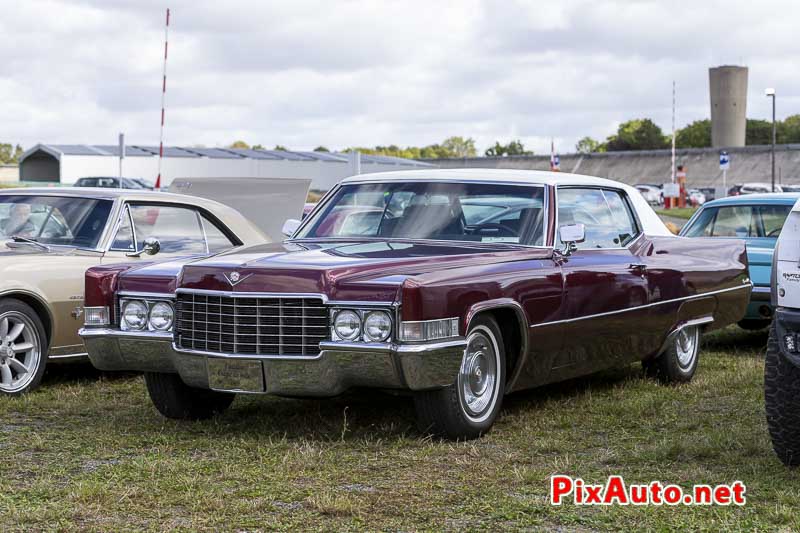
[529,283,752,329]
[554,184,644,252]
[106,203,137,253]
[292,180,551,249]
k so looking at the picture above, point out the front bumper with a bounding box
[79,328,467,396]
[774,307,800,369]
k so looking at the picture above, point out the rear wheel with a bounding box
[144,372,235,420]
[0,299,47,396]
[765,322,800,466]
[643,325,700,383]
[414,315,506,440]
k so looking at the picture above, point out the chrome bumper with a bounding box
[79,328,467,396]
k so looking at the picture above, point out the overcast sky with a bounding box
[1,0,798,155]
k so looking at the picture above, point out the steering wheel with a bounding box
[767,227,782,237]
[466,222,519,237]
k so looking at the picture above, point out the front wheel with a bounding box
[765,322,800,466]
[643,325,700,383]
[144,372,235,420]
[0,299,48,396]
[414,315,506,440]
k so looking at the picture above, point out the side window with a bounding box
[709,206,756,237]
[557,188,639,249]
[126,205,207,254]
[758,205,792,238]
[201,215,236,253]
[683,207,716,237]
[110,207,135,251]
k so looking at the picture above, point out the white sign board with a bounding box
[663,183,681,198]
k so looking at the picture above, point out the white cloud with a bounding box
[0,0,797,155]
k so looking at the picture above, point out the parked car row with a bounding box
[9,169,800,444]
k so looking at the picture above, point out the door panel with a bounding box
[548,249,649,381]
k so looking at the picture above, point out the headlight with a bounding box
[121,300,148,331]
[363,311,392,342]
[334,310,361,341]
[148,301,174,331]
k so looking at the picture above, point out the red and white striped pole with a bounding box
[155,8,170,191]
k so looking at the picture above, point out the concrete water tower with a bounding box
[709,66,748,147]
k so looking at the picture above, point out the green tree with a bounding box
[229,140,250,149]
[441,136,477,158]
[674,119,711,148]
[782,115,800,144]
[273,145,289,151]
[0,144,23,164]
[575,136,601,154]
[313,146,330,152]
[605,119,669,151]
[746,119,773,145]
[484,140,533,157]
[251,144,265,150]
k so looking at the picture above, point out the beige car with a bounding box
[0,187,274,395]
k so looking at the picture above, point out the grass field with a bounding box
[1,326,798,531]
[655,207,698,221]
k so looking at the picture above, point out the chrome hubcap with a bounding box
[676,326,698,369]
[0,312,40,393]
[458,329,499,422]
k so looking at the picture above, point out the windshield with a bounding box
[296,181,546,246]
[0,195,114,248]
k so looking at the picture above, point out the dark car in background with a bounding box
[74,177,153,190]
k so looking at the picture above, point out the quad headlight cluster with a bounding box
[120,298,175,332]
[331,308,393,343]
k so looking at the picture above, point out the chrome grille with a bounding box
[175,292,329,357]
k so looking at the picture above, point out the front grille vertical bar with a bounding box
[256,296,261,355]
[301,298,306,356]
[233,295,238,354]
[191,292,196,350]
[278,298,284,356]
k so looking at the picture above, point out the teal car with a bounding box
[680,193,800,329]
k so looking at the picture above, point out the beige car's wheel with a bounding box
[0,299,47,396]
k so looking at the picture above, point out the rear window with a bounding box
[683,204,792,238]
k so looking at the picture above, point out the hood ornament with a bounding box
[224,271,252,287]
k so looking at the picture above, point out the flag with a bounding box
[550,140,560,171]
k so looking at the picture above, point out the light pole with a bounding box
[766,88,776,192]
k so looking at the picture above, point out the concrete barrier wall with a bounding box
[425,144,800,188]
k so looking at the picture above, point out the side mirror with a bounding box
[558,223,585,256]
[126,237,161,258]
[282,219,301,238]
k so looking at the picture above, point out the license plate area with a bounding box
[207,358,265,393]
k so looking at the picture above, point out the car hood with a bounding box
[169,240,553,301]
[0,242,101,260]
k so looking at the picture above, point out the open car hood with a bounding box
[168,177,311,242]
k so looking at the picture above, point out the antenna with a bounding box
[155,8,170,191]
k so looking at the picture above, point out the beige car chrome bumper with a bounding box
[79,328,467,396]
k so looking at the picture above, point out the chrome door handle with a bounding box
[629,263,647,270]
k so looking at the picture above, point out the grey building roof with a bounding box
[21,143,433,167]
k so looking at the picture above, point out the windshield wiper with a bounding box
[9,236,51,252]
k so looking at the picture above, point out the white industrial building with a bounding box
[18,144,434,190]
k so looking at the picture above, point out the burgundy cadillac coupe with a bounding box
[80,169,751,439]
